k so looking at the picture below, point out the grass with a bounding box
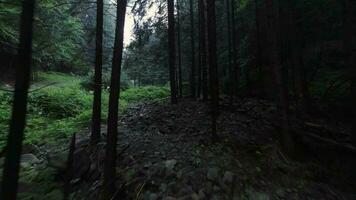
[0,72,169,149]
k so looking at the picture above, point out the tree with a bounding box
[264,0,295,154]
[102,0,127,198]
[168,0,178,104]
[199,0,208,101]
[1,0,36,199]
[189,0,196,98]
[342,0,356,145]
[91,0,104,144]
[225,0,233,102]
[176,0,183,97]
[206,0,219,140]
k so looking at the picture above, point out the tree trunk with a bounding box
[264,0,295,154]
[91,0,104,144]
[168,0,178,104]
[206,0,219,140]
[177,0,183,97]
[102,0,127,198]
[226,0,233,103]
[189,0,196,98]
[231,0,239,98]
[1,1,36,199]
[342,0,356,145]
[199,0,208,101]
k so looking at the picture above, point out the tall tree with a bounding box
[90,0,104,144]
[168,0,178,104]
[206,0,219,140]
[102,0,127,198]
[189,0,196,98]
[177,0,183,97]
[264,0,295,154]
[342,0,356,145]
[199,0,208,101]
[1,0,36,199]
[231,0,239,98]
[225,0,233,102]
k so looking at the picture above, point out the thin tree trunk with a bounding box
[206,0,219,140]
[102,0,127,198]
[199,0,208,101]
[342,0,356,145]
[189,0,196,98]
[1,1,36,199]
[231,0,239,98]
[177,0,183,97]
[226,0,233,103]
[91,0,104,144]
[265,0,295,154]
[168,0,178,104]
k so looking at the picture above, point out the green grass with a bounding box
[0,72,169,149]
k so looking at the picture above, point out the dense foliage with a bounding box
[0,72,169,149]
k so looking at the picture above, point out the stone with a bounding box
[207,167,219,181]
[149,193,158,200]
[222,171,234,184]
[165,159,177,172]
[20,154,40,167]
[44,189,63,200]
[198,190,206,199]
[191,193,200,200]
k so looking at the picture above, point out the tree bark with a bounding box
[1,1,36,199]
[231,0,239,98]
[206,0,219,140]
[199,0,208,101]
[189,0,196,98]
[177,0,183,97]
[168,0,177,104]
[102,0,127,198]
[226,0,233,103]
[264,0,295,154]
[91,0,104,144]
[342,0,356,145]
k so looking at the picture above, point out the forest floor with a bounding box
[7,97,356,199]
[69,98,356,200]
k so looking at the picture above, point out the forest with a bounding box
[0,0,355,199]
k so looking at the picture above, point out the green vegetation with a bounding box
[0,72,169,149]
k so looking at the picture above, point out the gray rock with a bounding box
[191,193,200,200]
[207,167,220,181]
[223,171,234,184]
[20,154,40,167]
[44,189,63,200]
[149,193,158,200]
[165,159,177,172]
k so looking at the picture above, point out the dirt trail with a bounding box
[73,98,355,200]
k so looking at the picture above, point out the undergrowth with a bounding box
[0,72,169,149]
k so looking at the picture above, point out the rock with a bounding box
[44,189,63,200]
[164,197,177,200]
[198,190,206,199]
[148,193,158,200]
[165,159,177,172]
[207,167,219,181]
[71,148,91,179]
[20,154,40,167]
[21,144,40,154]
[247,190,270,200]
[276,188,286,198]
[191,193,200,200]
[222,171,234,184]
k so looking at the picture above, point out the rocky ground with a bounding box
[5,98,356,199]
